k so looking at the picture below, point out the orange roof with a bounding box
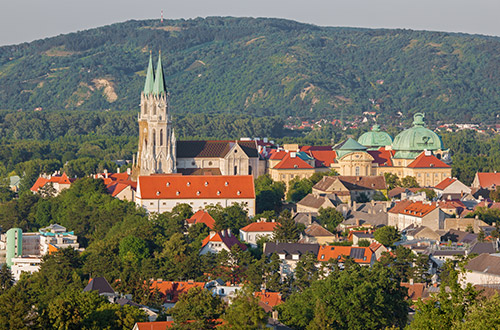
[317,245,374,264]
[254,291,283,312]
[400,201,436,217]
[388,200,414,214]
[407,152,450,168]
[475,172,500,188]
[201,229,247,251]
[308,150,337,167]
[434,177,457,190]
[106,182,135,197]
[437,200,465,210]
[273,153,314,170]
[135,321,174,329]
[186,210,216,230]
[48,243,59,255]
[269,150,288,160]
[30,172,73,192]
[137,175,255,200]
[400,282,427,301]
[240,221,277,232]
[369,242,383,251]
[150,280,206,304]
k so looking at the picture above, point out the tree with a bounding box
[490,186,500,202]
[384,173,400,190]
[0,279,37,330]
[317,207,343,233]
[418,188,436,200]
[0,264,13,295]
[373,226,400,246]
[170,287,225,329]
[278,264,408,329]
[401,176,419,188]
[222,287,268,329]
[273,209,299,242]
[358,239,370,247]
[309,169,338,185]
[254,175,285,213]
[456,294,500,330]
[286,177,314,203]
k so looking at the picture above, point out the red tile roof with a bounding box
[201,229,247,251]
[308,150,337,168]
[434,177,457,190]
[368,147,395,167]
[269,150,287,160]
[30,172,73,192]
[150,280,206,304]
[186,210,216,230]
[400,282,427,301]
[400,201,437,217]
[407,152,450,168]
[388,200,416,214]
[135,321,174,330]
[254,291,283,312]
[475,172,500,188]
[137,175,255,200]
[317,245,374,265]
[240,221,277,232]
[273,153,314,169]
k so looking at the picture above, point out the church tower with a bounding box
[136,51,176,176]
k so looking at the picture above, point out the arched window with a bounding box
[152,130,156,147]
[160,129,163,146]
[248,166,252,175]
[152,103,157,116]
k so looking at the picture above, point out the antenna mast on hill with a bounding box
[161,10,164,23]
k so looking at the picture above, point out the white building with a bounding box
[135,175,256,216]
[239,221,277,248]
[10,257,42,281]
[461,253,500,287]
[199,229,247,255]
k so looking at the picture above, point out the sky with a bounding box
[1,0,499,46]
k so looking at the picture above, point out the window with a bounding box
[248,166,252,175]
[208,161,213,166]
[152,130,156,147]
[160,129,163,146]
[234,166,238,175]
[355,166,360,176]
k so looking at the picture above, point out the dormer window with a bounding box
[196,191,201,196]
[204,181,208,186]
[166,182,170,187]
[237,191,241,196]
[187,182,191,186]
[176,191,180,196]
[156,191,160,196]
[217,191,221,196]
[225,182,229,186]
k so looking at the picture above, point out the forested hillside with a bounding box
[1,17,500,122]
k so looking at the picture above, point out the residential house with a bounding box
[317,245,376,266]
[472,172,500,189]
[199,230,247,255]
[296,194,338,213]
[254,290,283,318]
[268,150,319,187]
[444,217,488,233]
[30,172,74,196]
[205,279,241,303]
[369,242,388,260]
[239,221,277,248]
[133,321,174,330]
[404,226,441,241]
[461,254,500,287]
[186,210,216,230]
[150,280,206,309]
[388,201,446,231]
[299,223,336,244]
[135,175,256,216]
[434,177,471,199]
[351,232,376,246]
[263,243,320,278]
[94,169,136,202]
[312,175,388,203]
[337,201,390,228]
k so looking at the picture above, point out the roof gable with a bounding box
[476,172,500,188]
[317,245,373,264]
[176,140,258,158]
[240,221,277,232]
[187,210,216,230]
[434,177,457,190]
[273,153,314,169]
[201,229,247,251]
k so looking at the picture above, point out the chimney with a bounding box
[127,167,131,175]
[104,169,108,179]
[227,228,231,237]
[209,231,216,239]
[353,201,357,210]
[410,278,414,285]
[221,230,225,237]
[117,167,120,173]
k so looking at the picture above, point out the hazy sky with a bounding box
[1,0,499,46]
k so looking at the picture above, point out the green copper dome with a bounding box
[392,113,443,159]
[358,125,393,150]
[336,138,367,158]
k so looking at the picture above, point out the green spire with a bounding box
[143,51,155,96]
[152,51,167,95]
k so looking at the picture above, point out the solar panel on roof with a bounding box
[350,248,365,260]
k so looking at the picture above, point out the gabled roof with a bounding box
[400,201,437,217]
[304,223,335,237]
[400,282,427,301]
[254,291,283,313]
[273,153,314,170]
[201,229,247,251]
[434,177,457,190]
[30,173,74,192]
[338,138,367,151]
[264,242,319,259]
[407,152,450,168]
[269,150,288,160]
[388,200,414,214]
[106,182,135,197]
[240,222,277,233]
[314,176,387,192]
[176,140,258,158]
[137,175,255,200]
[150,280,206,304]
[475,172,500,188]
[134,321,174,330]
[186,210,216,230]
[317,245,374,264]
[297,194,336,209]
[465,253,500,276]
[470,242,497,255]
[83,277,115,295]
